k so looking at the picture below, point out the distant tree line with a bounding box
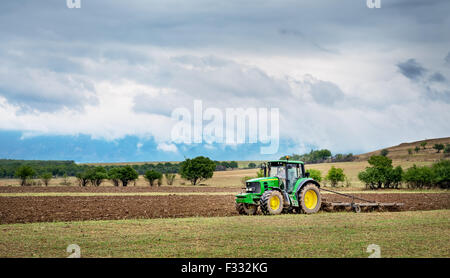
[280,149,355,164]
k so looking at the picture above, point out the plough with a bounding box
[320,188,404,213]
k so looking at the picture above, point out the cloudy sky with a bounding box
[0,0,449,162]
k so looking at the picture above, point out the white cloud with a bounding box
[157,142,178,153]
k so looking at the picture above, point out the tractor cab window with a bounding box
[286,164,300,193]
[269,164,286,189]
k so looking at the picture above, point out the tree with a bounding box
[433,144,444,153]
[408,148,413,155]
[380,149,389,157]
[180,156,216,185]
[76,172,89,187]
[358,155,402,189]
[108,168,121,187]
[40,173,52,186]
[164,173,176,185]
[85,166,108,186]
[326,166,345,187]
[15,165,35,186]
[305,169,322,182]
[229,161,239,169]
[420,142,427,150]
[248,162,257,168]
[115,166,139,187]
[144,170,162,186]
[414,146,420,153]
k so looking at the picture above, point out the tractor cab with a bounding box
[265,160,305,193]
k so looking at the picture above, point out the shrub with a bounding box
[403,165,434,189]
[380,149,389,157]
[305,169,322,182]
[164,173,176,185]
[414,146,420,153]
[40,173,52,186]
[180,156,216,185]
[144,170,162,186]
[326,166,346,187]
[431,160,450,189]
[248,162,257,168]
[420,142,427,149]
[408,149,413,155]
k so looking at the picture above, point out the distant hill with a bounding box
[355,137,450,162]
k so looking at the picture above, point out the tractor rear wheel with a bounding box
[298,183,321,214]
[260,190,284,215]
[235,203,258,215]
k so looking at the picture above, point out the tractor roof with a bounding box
[268,160,304,164]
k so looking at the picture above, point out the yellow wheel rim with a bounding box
[269,195,280,211]
[304,189,318,209]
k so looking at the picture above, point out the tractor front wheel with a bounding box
[260,190,284,215]
[235,203,258,215]
[299,183,321,214]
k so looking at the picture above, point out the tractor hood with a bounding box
[246,177,278,183]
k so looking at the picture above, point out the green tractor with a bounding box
[235,159,322,215]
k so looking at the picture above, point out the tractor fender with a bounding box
[295,178,321,197]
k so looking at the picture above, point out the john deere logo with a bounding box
[367,0,381,8]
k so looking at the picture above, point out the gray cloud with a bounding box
[397,59,427,81]
[429,72,447,83]
[445,52,450,65]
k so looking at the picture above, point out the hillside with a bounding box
[355,137,450,162]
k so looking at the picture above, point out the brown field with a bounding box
[0,191,448,224]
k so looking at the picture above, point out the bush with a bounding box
[15,165,35,186]
[414,146,420,153]
[380,149,389,157]
[420,142,427,149]
[326,166,345,187]
[248,162,257,168]
[144,170,163,186]
[403,165,434,189]
[431,160,450,188]
[305,169,322,182]
[40,173,52,186]
[180,156,216,185]
[164,173,176,185]
[408,149,413,155]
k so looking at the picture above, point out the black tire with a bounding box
[235,203,258,215]
[298,183,321,214]
[260,190,284,215]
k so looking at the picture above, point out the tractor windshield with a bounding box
[269,166,285,179]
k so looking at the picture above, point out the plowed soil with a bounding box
[0,192,449,224]
[0,186,237,193]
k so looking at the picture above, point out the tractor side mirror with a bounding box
[305,172,310,178]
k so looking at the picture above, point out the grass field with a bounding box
[0,210,448,258]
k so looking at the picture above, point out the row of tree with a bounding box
[1,158,243,179]
[14,156,218,187]
[280,149,355,164]
[407,143,450,155]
